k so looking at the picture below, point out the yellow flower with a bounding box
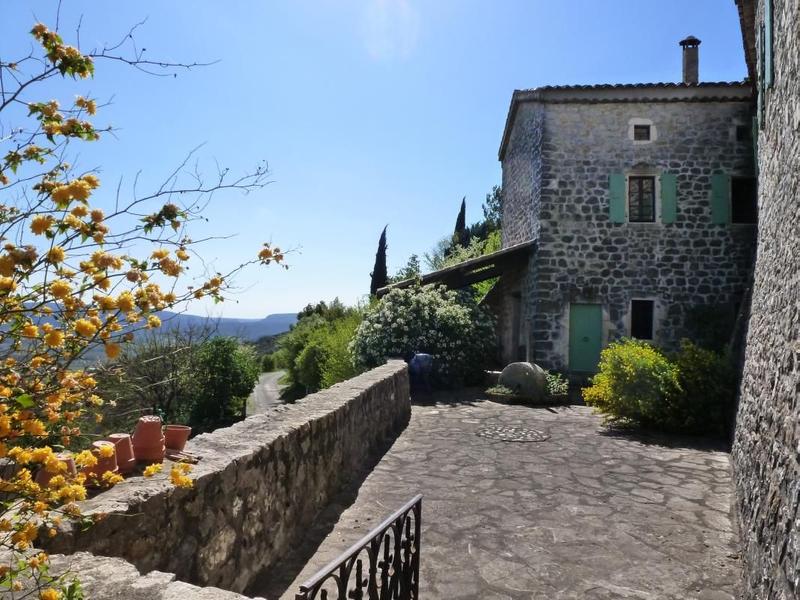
[143,463,162,477]
[22,323,39,337]
[96,444,114,459]
[0,277,16,292]
[176,248,190,261]
[170,463,193,488]
[70,204,88,217]
[151,248,170,260]
[74,318,97,338]
[82,174,100,188]
[30,215,54,235]
[44,329,64,347]
[66,179,91,202]
[47,246,66,264]
[104,343,121,359]
[49,279,72,299]
[50,186,71,207]
[90,208,104,222]
[147,315,161,329]
[74,450,97,468]
[116,292,135,312]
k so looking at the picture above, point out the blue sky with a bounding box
[1,1,748,318]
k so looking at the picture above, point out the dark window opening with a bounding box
[736,125,752,142]
[633,125,651,141]
[731,177,758,223]
[628,176,655,222]
[631,300,654,340]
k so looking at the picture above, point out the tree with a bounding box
[0,16,284,596]
[453,197,470,248]
[482,185,503,232]
[187,338,259,433]
[391,254,421,283]
[370,226,388,296]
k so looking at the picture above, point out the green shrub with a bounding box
[351,284,496,386]
[584,338,735,435]
[295,340,328,392]
[546,371,569,397]
[277,301,365,399]
[583,339,681,428]
[261,353,275,372]
[187,338,260,433]
[668,339,735,435]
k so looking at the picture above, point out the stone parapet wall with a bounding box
[47,553,262,600]
[44,361,410,595]
[733,0,800,597]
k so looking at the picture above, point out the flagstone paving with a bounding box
[259,392,741,599]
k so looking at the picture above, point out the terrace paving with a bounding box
[258,392,741,600]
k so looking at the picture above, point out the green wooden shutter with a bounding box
[660,173,677,224]
[609,173,625,223]
[711,174,731,224]
[765,0,774,88]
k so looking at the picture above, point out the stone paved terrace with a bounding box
[258,392,741,600]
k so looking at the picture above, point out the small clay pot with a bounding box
[132,416,165,463]
[108,433,136,474]
[35,452,77,487]
[80,442,119,488]
[164,425,191,452]
[134,437,165,463]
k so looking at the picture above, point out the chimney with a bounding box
[679,35,701,84]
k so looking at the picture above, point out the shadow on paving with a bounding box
[256,393,741,599]
[248,424,407,599]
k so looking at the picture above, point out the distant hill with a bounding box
[154,311,297,341]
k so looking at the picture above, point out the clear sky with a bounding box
[1,1,748,318]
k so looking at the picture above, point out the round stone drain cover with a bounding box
[476,425,550,443]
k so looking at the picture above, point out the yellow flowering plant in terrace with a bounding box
[0,17,286,598]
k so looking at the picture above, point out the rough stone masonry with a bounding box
[732,0,800,598]
[43,361,410,595]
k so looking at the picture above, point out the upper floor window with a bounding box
[628,118,657,144]
[628,176,656,223]
[633,125,651,141]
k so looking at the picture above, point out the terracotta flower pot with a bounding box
[132,416,166,463]
[35,452,76,487]
[82,442,119,487]
[164,425,191,452]
[108,433,136,474]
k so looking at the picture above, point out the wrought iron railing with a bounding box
[295,494,422,600]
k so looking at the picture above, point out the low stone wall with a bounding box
[44,361,410,594]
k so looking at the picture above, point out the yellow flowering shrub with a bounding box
[583,338,681,427]
[0,17,286,597]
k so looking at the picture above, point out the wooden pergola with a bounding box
[376,240,536,297]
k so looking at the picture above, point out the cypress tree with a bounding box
[453,197,469,247]
[370,226,388,296]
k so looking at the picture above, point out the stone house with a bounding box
[489,37,758,372]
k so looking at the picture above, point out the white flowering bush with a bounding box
[351,284,496,385]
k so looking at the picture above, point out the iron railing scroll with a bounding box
[295,494,422,600]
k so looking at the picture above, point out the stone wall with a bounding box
[44,361,410,595]
[733,0,800,597]
[502,94,757,370]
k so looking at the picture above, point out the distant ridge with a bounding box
[154,311,297,341]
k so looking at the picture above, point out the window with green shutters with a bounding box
[711,174,731,224]
[608,173,626,223]
[660,173,677,224]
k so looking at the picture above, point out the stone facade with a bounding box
[499,83,757,371]
[43,362,410,595]
[732,0,800,597]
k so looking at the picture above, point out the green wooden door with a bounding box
[569,304,603,372]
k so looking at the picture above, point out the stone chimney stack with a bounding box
[680,36,701,84]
